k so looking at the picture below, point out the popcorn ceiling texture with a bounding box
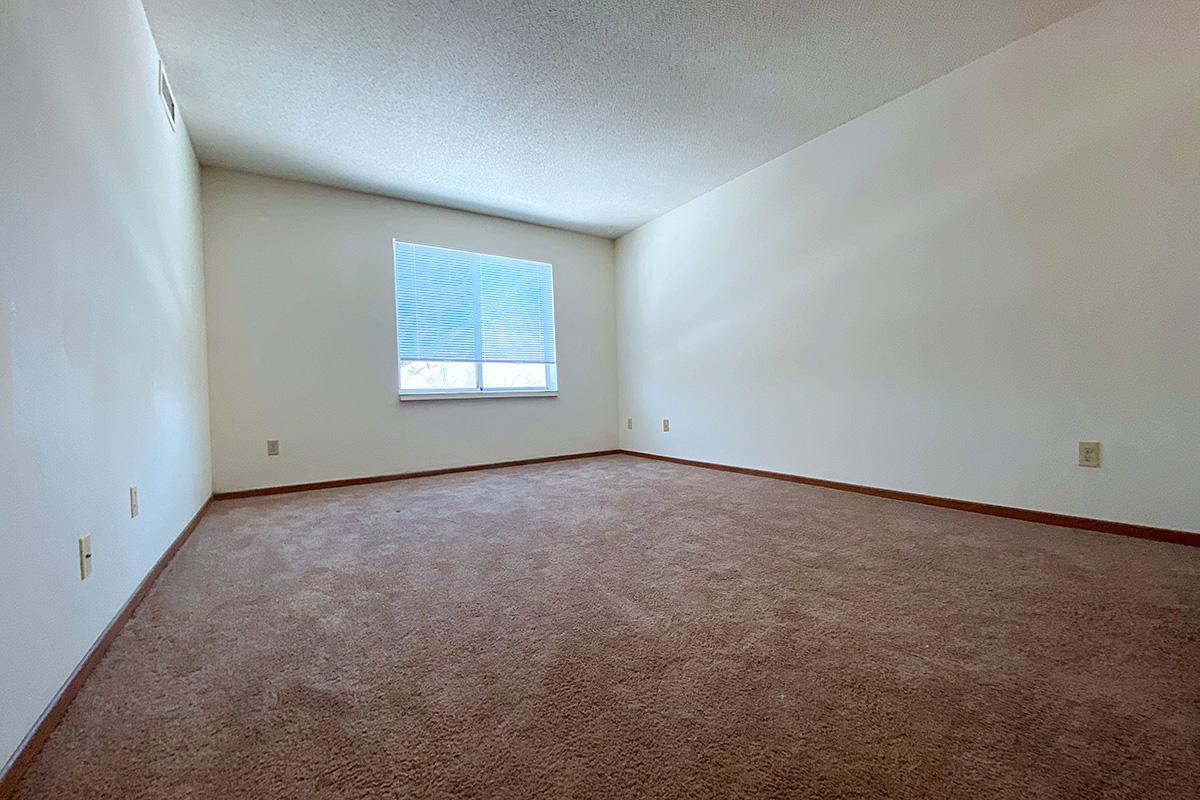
[13,456,1199,798]
[140,0,1098,237]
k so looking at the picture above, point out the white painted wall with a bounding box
[201,168,617,493]
[616,0,1200,533]
[0,0,211,770]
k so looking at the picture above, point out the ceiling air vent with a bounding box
[158,60,176,130]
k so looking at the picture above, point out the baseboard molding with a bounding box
[0,497,214,800]
[621,450,1197,547]
[212,450,623,500]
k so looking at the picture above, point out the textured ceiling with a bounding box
[142,0,1099,237]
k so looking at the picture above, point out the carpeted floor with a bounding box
[13,455,1200,799]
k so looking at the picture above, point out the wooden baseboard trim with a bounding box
[621,450,1197,547]
[0,497,214,800]
[212,450,623,500]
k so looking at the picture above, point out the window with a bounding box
[394,241,558,398]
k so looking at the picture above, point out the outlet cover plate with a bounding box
[79,535,93,580]
[1078,441,1101,468]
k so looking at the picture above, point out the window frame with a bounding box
[394,240,559,401]
[397,361,559,401]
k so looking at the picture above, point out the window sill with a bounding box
[399,391,558,402]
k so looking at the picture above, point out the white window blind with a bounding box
[394,241,558,395]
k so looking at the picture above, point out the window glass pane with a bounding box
[394,241,556,368]
[400,360,476,391]
[395,245,481,363]
[482,362,549,390]
[479,256,556,364]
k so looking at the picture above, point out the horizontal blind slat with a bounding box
[480,255,556,364]
[394,242,557,366]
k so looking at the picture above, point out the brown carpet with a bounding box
[13,455,1200,799]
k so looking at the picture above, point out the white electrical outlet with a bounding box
[1078,441,1101,468]
[129,485,138,518]
[266,439,280,456]
[627,417,633,430]
[662,419,670,432]
[78,535,93,580]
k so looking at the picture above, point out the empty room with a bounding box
[2,0,1198,797]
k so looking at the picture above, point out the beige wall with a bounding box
[0,0,211,767]
[616,0,1200,532]
[201,168,617,493]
